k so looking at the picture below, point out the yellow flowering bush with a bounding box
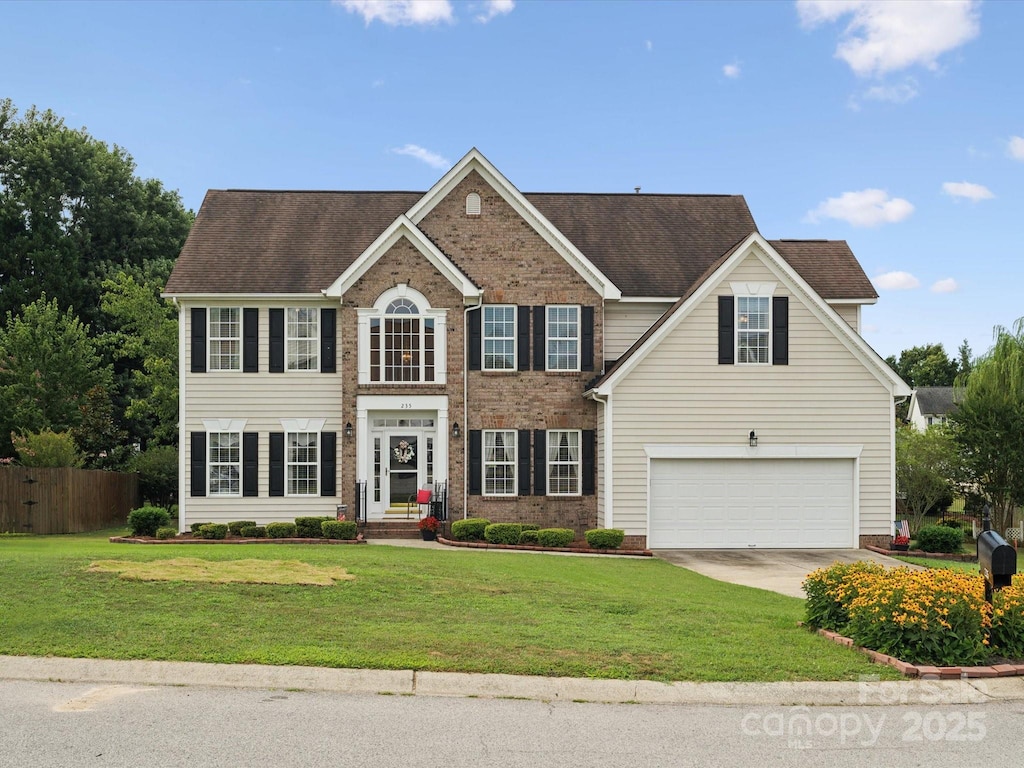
[991,575,1024,658]
[803,561,886,632]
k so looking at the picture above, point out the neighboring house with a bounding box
[163,149,910,549]
[907,386,957,431]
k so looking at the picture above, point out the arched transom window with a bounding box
[360,286,447,385]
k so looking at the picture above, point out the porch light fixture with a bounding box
[452,422,461,438]
[344,422,353,438]
[748,430,758,447]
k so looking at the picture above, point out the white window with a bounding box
[484,430,517,496]
[483,305,515,371]
[287,431,318,495]
[547,430,580,496]
[209,431,240,496]
[370,298,435,382]
[209,307,240,371]
[736,296,769,364]
[546,305,579,371]
[287,307,318,371]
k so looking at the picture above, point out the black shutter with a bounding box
[517,429,531,496]
[269,432,284,497]
[243,308,258,373]
[321,431,336,496]
[469,430,482,495]
[468,309,482,371]
[718,296,735,365]
[772,296,789,366]
[582,429,596,496]
[581,306,595,372]
[190,308,207,373]
[533,429,546,495]
[190,432,206,497]
[321,308,336,373]
[533,306,546,370]
[242,432,258,497]
[269,308,284,373]
[517,306,530,371]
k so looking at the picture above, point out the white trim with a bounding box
[592,232,911,397]
[280,417,327,432]
[643,444,863,460]
[545,304,581,372]
[547,429,583,496]
[201,418,248,432]
[207,306,241,372]
[285,306,320,372]
[482,304,517,372]
[482,429,518,497]
[404,148,621,301]
[324,216,481,301]
[828,298,878,305]
[617,296,679,303]
[359,285,447,385]
[178,303,187,532]
[356,395,449,494]
[207,429,243,498]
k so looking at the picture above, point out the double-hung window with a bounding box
[736,296,769,364]
[483,430,516,496]
[547,430,581,495]
[483,306,515,370]
[546,305,579,371]
[287,308,318,371]
[209,308,240,371]
[287,431,318,495]
[208,431,241,495]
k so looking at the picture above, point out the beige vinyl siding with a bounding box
[604,301,674,359]
[609,253,894,540]
[829,302,860,332]
[181,301,344,524]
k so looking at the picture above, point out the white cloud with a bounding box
[931,278,959,293]
[796,0,981,77]
[862,78,918,103]
[723,62,741,78]
[1009,136,1024,160]
[338,0,453,26]
[391,144,451,169]
[942,181,994,202]
[476,0,514,23]
[645,40,653,52]
[873,271,921,291]
[806,188,914,227]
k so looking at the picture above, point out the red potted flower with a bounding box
[892,535,910,552]
[418,516,440,541]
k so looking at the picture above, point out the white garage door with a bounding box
[649,458,854,548]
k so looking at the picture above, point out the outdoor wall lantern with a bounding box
[452,422,461,438]
[344,422,353,438]
[749,430,758,447]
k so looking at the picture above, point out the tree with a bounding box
[12,429,84,468]
[0,99,192,333]
[0,296,112,455]
[895,424,959,534]
[100,272,178,447]
[885,343,960,389]
[949,319,1024,534]
[957,339,974,379]
[131,445,178,511]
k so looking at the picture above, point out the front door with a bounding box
[385,432,424,513]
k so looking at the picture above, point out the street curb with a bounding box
[4,655,1024,705]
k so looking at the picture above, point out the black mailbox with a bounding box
[978,529,1016,599]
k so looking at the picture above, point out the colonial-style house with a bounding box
[163,149,910,549]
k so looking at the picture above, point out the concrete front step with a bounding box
[361,522,423,539]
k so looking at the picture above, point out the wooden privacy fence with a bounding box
[0,467,140,534]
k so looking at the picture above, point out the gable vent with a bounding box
[466,192,481,216]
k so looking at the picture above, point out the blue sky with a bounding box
[4,0,1021,361]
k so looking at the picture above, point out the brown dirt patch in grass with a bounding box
[88,558,355,586]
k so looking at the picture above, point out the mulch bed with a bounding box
[110,535,367,545]
[866,544,977,561]
[438,537,653,556]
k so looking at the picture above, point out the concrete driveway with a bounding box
[653,549,911,598]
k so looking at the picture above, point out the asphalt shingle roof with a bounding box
[915,386,957,416]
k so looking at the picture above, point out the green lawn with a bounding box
[0,530,899,682]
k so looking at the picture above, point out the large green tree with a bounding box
[949,320,1024,533]
[885,343,961,389]
[0,99,192,332]
[895,424,959,534]
[0,296,112,455]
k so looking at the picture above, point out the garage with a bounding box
[649,457,855,549]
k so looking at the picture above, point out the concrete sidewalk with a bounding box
[3,655,1023,706]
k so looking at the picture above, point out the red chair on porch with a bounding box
[407,484,433,519]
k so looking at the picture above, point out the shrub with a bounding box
[295,516,332,538]
[11,429,85,468]
[518,530,539,545]
[322,520,358,540]
[127,505,170,537]
[197,523,228,540]
[484,523,523,545]
[585,529,625,549]
[991,576,1024,658]
[803,561,887,632]
[451,518,490,542]
[239,525,267,538]
[266,522,297,539]
[227,520,257,536]
[156,526,178,540]
[537,528,575,548]
[915,524,964,553]
[190,522,211,534]
[938,518,961,529]
[130,445,178,510]
[520,523,540,532]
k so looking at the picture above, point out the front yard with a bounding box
[0,530,899,682]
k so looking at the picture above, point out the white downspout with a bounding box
[589,391,612,529]
[463,297,483,519]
